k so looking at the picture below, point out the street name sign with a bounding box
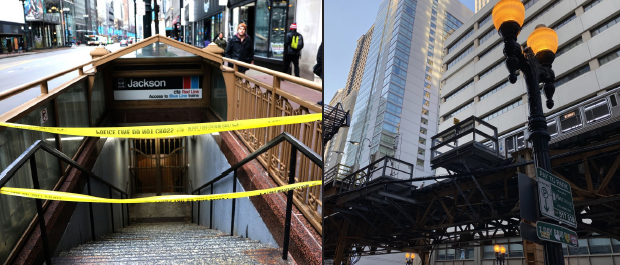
[537,167,577,228]
[536,221,578,247]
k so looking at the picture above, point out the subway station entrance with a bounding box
[0,35,322,265]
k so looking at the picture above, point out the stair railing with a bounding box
[0,140,129,265]
[191,132,322,260]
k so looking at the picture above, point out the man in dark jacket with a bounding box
[314,41,323,79]
[224,23,254,73]
[283,23,304,77]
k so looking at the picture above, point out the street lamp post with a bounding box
[492,0,562,265]
[405,253,415,265]
[494,245,506,265]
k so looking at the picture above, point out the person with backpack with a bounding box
[283,23,304,77]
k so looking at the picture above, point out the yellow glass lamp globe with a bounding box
[500,246,507,254]
[406,253,410,258]
[527,25,559,54]
[493,0,526,30]
[411,253,415,259]
[494,245,500,252]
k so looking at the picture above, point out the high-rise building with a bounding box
[475,0,491,13]
[344,25,375,96]
[342,0,472,181]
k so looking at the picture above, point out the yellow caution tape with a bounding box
[0,181,322,203]
[0,113,322,138]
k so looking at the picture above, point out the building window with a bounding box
[554,64,590,87]
[523,0,564,28]
[419,137,426,145]
[552,14,577,31]
[559,109,583,133]
[447,28,473,54]
[428,44,434,50]
[444,101,474,120]
[479,60,506,80]
[420,127,427,135]
[447,45,474,70]
[599,47,620,66]
[428,51,434,58]
[416,159,424,167]
[418,147,425,156]
[479,80,510,101]
[584,0,603,12]
[422,108,429,116]
[445,80,473,102]
[588,238,612,254]
[421,117,428,125]
[523,0,540,10]
[424,82,432,89]
[427,59,433,66]
[479,13,491,27]
[424,91,431,98]
[556,37,583,57]
[423,99,430,107]
[429,36,435,43]
[568,239,589,255]
[483,246,496,259]
[479,42,501,60]
[612,238,620,253]
[482,99,523,121]
[426,74,432,81]
[479,29,496,45]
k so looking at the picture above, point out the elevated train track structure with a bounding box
[324,87,620,263]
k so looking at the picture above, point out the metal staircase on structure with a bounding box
[323,103,350,144]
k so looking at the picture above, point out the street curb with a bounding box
[0,47,73,60]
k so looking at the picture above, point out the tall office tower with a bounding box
[438,0,620,176]
[344,25,375,96]
[475,0,491,13]
[342,0,472,180]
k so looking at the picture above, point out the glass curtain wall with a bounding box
[56,80,90,159]
[370,0,418,158]
[343,0,392,166]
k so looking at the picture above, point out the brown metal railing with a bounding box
[221,58,323,234]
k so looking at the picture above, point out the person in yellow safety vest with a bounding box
[283,23,304,77]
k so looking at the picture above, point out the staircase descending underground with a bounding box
[53,222,292,264]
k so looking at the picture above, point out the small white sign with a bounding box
[40,108,48,124]
[114,89,202,100]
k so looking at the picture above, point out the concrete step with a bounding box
[53,222,292,264]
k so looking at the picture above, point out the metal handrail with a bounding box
[190,132,322,261]
[338,156,414,193]
[0,140,129,265]
[221,58,322,92]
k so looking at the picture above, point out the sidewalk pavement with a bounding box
[245,70,322,110]
[0,46,73,60]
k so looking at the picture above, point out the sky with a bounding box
[325,0,475,103]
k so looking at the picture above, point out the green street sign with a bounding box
[537,221,578,247]
[537,168,577,228]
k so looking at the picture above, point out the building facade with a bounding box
[475,0,491,13]
[0,1,27,53]
[342,0,472,182]
[438,0,620,160]
[344,25,375,97]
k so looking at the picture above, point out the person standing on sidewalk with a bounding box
[283,23,304,77]
[214,32,227,51]
[313,41,323,80]
[225,23,254,73]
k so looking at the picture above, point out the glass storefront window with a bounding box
[270,0,287,58]
[588,238,612,254]
[255,0,270,57]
